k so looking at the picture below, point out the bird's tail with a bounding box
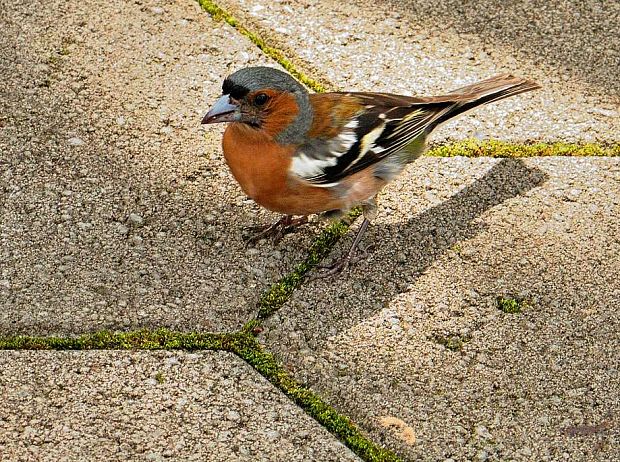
[431,74,541,127]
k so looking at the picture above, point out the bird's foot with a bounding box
[310,216,373,280]
[311,243,375,280]
[244,215,308,246]
[311,255,353,279]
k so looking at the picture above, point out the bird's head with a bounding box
[202,66,313,143]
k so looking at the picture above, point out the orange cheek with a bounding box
[261,93,300,139]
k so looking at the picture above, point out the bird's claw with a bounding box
[243,215,308,246]
[310,243,375,280]
[243,223,285,246]
[310,257,352,280]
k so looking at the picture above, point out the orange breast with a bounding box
[222,123,342,215]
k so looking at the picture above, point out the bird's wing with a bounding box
[292,75,539,186]
[291,92,452,186]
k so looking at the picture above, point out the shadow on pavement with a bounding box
[266,158,548,345]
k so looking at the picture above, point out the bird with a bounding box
[202,66,540,276]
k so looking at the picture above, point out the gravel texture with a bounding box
[0,0,317,334]
[262,157,620,461]
[0,350,360,461]
[217,0,620,143]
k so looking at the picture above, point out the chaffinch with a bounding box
[202,66,539,275]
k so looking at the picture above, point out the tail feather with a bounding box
[432,74,541,128]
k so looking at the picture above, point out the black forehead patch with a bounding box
[222,79,250,99]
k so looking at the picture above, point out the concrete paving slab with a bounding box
[217,0,619,142]
[0,350,360,461]
[262,157,620,461]
[0,0,318,334]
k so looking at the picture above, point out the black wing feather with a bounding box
[303,99,451,185]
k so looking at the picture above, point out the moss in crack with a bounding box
[256,209,361,320]
[232,333,402,462]
[428,139,620,158]
[434,333,471,352]
[154,371,166,384]
[0,329,229,350]
[197,0,326,93]
[497,295,529,314]
[0,329,402,462]
[241,318,263,335]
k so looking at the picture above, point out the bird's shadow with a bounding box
[275,158,548,342]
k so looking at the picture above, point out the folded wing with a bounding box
[292,74,540,186]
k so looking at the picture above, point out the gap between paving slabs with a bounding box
[0,329,399,462]
[4,2,618,461]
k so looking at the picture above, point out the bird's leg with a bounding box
[312,199,377,278]
[244,214,308,245]
[312,217,371,278]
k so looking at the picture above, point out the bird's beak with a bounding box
[201,94,239,124]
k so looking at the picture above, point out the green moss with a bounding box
[1,328,401,461]
[496,296,528,314]
[196,0,326,93]
[428,139,620,158]
[0,329,228,350]
[46,54,61,67]
[232,334,402,462]
[241,318,263,335]
[256,209,361,320]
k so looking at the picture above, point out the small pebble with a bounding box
[226,410,241,422]
[67,137,84,146]
[265,429,280,441]
[475,450,489,461]
[128,213,144,226]
[475,425,492,439]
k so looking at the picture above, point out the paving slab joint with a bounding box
[255,208,362,321]
[197,0,329,93]
[0,329,402,462]
[427,139,620,157]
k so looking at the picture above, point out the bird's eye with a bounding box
[254,93,269,106]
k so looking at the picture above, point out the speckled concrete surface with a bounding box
[3,0,620,460]
[0,0,317,334]
[217,0,620,143]
[262,157,620,461]
[0,350,360,461]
